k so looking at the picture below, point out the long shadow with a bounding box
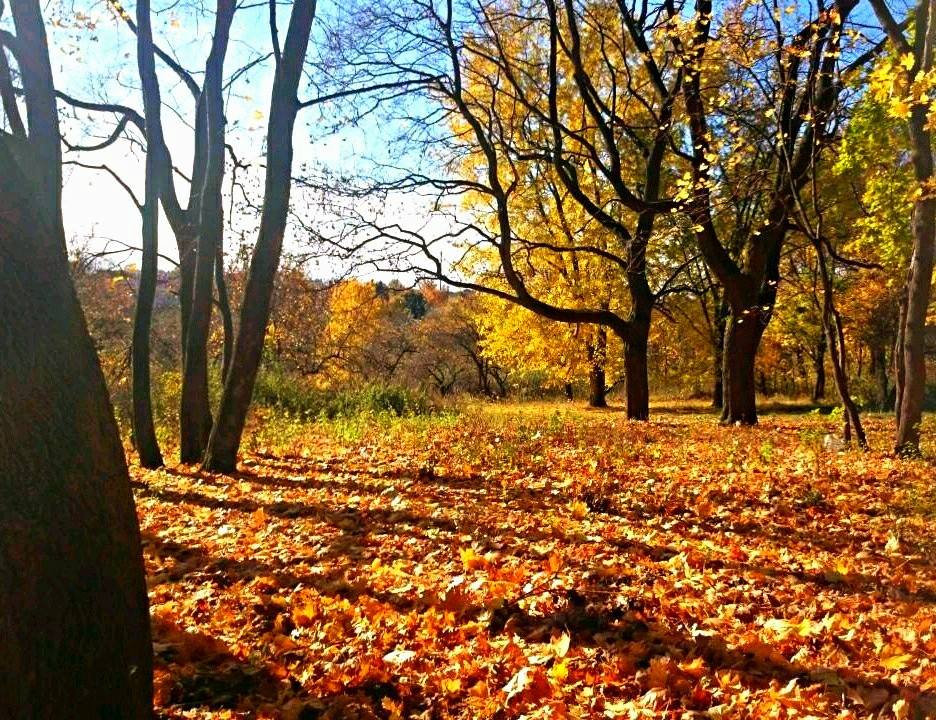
[144,528,936,718]
[151,606,427,719]
[138,471,936,608]
[151,614,298,715]
[486,592,936,716]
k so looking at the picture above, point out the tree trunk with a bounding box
[624,322,650,420]
[564,382,574,401]
[871,342,889,411]
[132,0,166,469]
[131,185,164,468]
[814,241,867,448]
[586,326,607,408]
[895,195,936,454]
[0,186,154,719]
[711,300,727,408]
[811,335,826,403]
[215,243,234,382]
[0,3,152,710]
[894,287,908,421]
[721,310,763,424]
[204,0,317,473]
[178,234,196,359]
[179,0,235,463]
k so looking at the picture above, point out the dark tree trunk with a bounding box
[0,3,152,713]
[586,326,607,408]
[711,298,727,408]
[868,0,936,454]
[179,0,235,463]
[588,364,607,408]
[894,287,907,421]
[811,335,826,403]
[896,194,935,454]
[721,311,763,424]
[814,241,867,448]
[624,333,650,420]
[215,243,234,382]
[204,0,317,473]
[132,201,163,468]
[132,0,165,469]
[0,178,154,719]
[624,322,650,420]
[871,342,889,411]
[177,234,196,359]
[564,382,574,400]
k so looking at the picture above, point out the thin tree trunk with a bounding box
[814,243,867,448]
[204,0,317,472]
[178,233,196,362]
[896,193,936,454]
[132,0,166,469]
[812,335,826,403]
[132,204,163,467]
[0,2,152,713]
[872,342,889,411]
[179,0,235,463]
[215,243,234,382]
[894,286,908,421]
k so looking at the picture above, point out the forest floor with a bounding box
[136,402,936,719]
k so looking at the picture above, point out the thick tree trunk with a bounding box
[0,194,154,720]
[0,4,152,708]
[624,322,650,420]
[588,363,607,408]
[721,310,763,424]
[811,335,826,403]
[204,0,317,473]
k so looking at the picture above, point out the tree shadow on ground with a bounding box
[143,524,936,719]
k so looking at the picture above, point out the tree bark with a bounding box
[179,0,235,463]
[711,301,726,408]
[896,194,936,454]
[624,321,651,420]
[131,191,164,468]
[721,310,764,424]
[869,0,936,456]
[871,342,890,411]
[132,0,165,469]
[586,327,607,408]
[215,243,234,382]
[204,0,317,472]
[0,2,152,714]
[811,335,826,403]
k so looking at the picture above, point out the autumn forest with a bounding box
[1,0,935,717]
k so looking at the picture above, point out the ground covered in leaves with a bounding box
[135,403,936,719]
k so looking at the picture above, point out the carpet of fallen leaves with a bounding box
[135,403,936,720]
